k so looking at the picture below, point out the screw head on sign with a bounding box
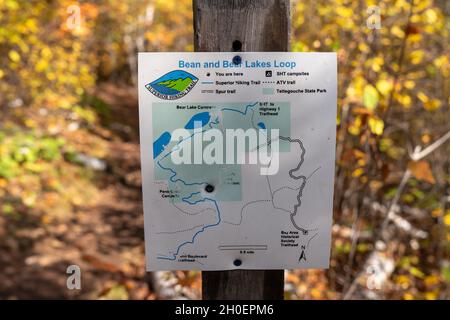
[232,55,242,65]
[205,184,215,193]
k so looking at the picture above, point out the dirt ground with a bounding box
[0,83,329,300]
[0,83,159,299]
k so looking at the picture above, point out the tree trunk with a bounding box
[193,0,290,300]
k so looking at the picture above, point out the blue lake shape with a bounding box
[153,131,171,159]
[184,112,211,129]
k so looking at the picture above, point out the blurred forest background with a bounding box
[0,0,449,299]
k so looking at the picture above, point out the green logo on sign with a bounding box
[145,70,198,100]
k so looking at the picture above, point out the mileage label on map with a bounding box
[138,52,337,270]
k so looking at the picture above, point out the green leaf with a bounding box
[363,84,379,110]
[410,267,425,279]
[101,285,128,300]
[0,156,19,178]
[2,203,14,215]
[441,266,450,283]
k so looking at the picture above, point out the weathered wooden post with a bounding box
[193,0,290,300]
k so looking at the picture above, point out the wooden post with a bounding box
[193,0,289,300]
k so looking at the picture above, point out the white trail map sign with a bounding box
[138,52,337,270]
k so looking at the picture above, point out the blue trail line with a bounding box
[157,161,206,186]
[220,102,258,115]
[208,116,219,128]
[181,191,202,203]
[157,129,208,186]
[156,102,258,261]
[157,198,221,261]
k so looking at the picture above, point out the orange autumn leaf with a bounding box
[285,272,300,285]
[408,161,436,184]
[82,254,122,273]
[352,107,373,116]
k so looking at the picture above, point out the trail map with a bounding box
[138,52,337,270]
